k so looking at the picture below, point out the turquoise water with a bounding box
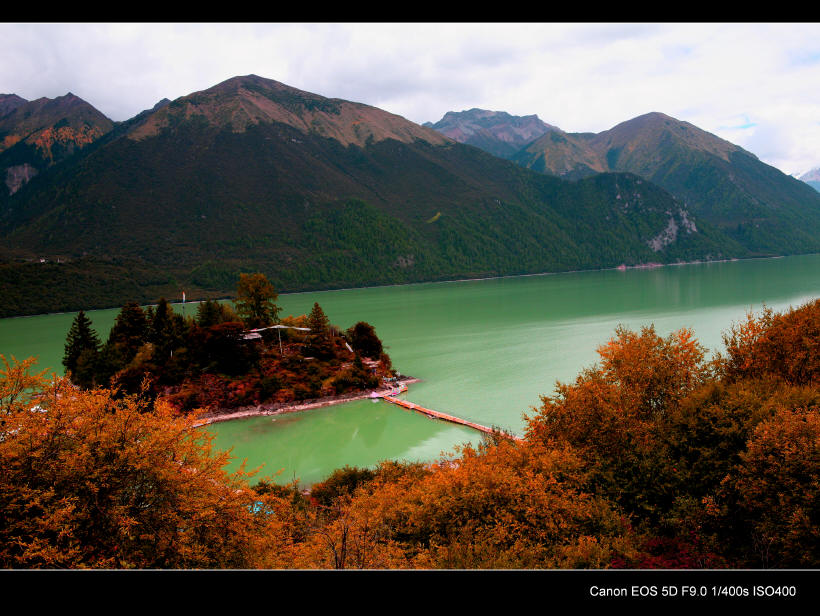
[3,254,820,485]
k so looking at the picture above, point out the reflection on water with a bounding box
[205,400,476,485]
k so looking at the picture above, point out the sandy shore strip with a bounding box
[192,377,421,427]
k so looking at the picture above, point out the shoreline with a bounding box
[192,377,421,427]
[2,252,809,321]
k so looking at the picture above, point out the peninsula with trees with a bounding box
[61,272,399,417]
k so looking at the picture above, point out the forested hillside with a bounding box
[0,77,748,317]
[510,112,820,256]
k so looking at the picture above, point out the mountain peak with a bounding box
[0,93,28,117]
[426,108,557,159]
[0,93,113,146]
[127,74,449,148]
[208,74,292,92]
[633,111,675,121]
[0,92,114,195]
[799,167,820,182]
[595,111,744,165]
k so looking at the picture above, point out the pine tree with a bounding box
[108,302,148,350]
[148,298,172,344]
[304,302,333,359]
[148,298,186,361]
[98,302,148,383]
[63,311,101,388]
[306,302,330,336]
[196,299,238,328]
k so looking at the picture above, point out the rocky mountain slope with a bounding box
[0,94,27,117]
[424,108,556,159]
[0,93,113,197]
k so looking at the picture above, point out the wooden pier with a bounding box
[381,394,523,442]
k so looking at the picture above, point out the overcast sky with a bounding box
[2,23,820,176]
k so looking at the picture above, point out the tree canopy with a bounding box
[346,321,383,359]
[0,360,288,568]
[235,273,280,329]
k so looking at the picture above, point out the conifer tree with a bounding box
[62,311,100,388]
[148,298,187,361]
[304,302,333,359]
[235,273,280,329]
[98,302,148,383]
[148,298,172,343]
[108,302,148,350]
[196,299,238,328]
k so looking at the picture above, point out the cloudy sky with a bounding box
[2,23,820,176]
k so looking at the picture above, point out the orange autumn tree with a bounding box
[0,354,51,414]
[525,324,711,526]
[295,440,634,569]
[720,300,820,386]
[703,406,820,568]
[0,357,291,569]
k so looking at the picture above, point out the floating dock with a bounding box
[380,393,522,442]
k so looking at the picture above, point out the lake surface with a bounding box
[3,254,820,486]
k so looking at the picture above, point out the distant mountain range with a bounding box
[423,108,557,159]
[429,109,820,256]
[799,167,820,192]
[1,75,818,317]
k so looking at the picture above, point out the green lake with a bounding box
[3,254,820,486]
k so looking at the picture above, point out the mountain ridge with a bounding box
[0,92,114,197]
[424,108,556,159]
[0,76,800,318]
[127,74,451,148]
[799,167,820,192]
[0,94,28,118]
[507,111,820,255]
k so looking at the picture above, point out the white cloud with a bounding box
[2,22,820,175]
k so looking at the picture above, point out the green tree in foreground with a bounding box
[235,273,281,329]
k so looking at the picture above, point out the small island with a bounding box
[62,273,407,420]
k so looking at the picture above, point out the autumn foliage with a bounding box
[6,298,820,569]
[0,362,292,568]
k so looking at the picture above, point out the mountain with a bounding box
[799,167,820,192]
[0,94,27,117]
[512,129,604,179]
[131,75,449,148]
[0,93,113,196]
[513,112,820,256]
[0,76,745,317]
[424,108,557,159]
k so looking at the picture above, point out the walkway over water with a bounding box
[381,393,523,442]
